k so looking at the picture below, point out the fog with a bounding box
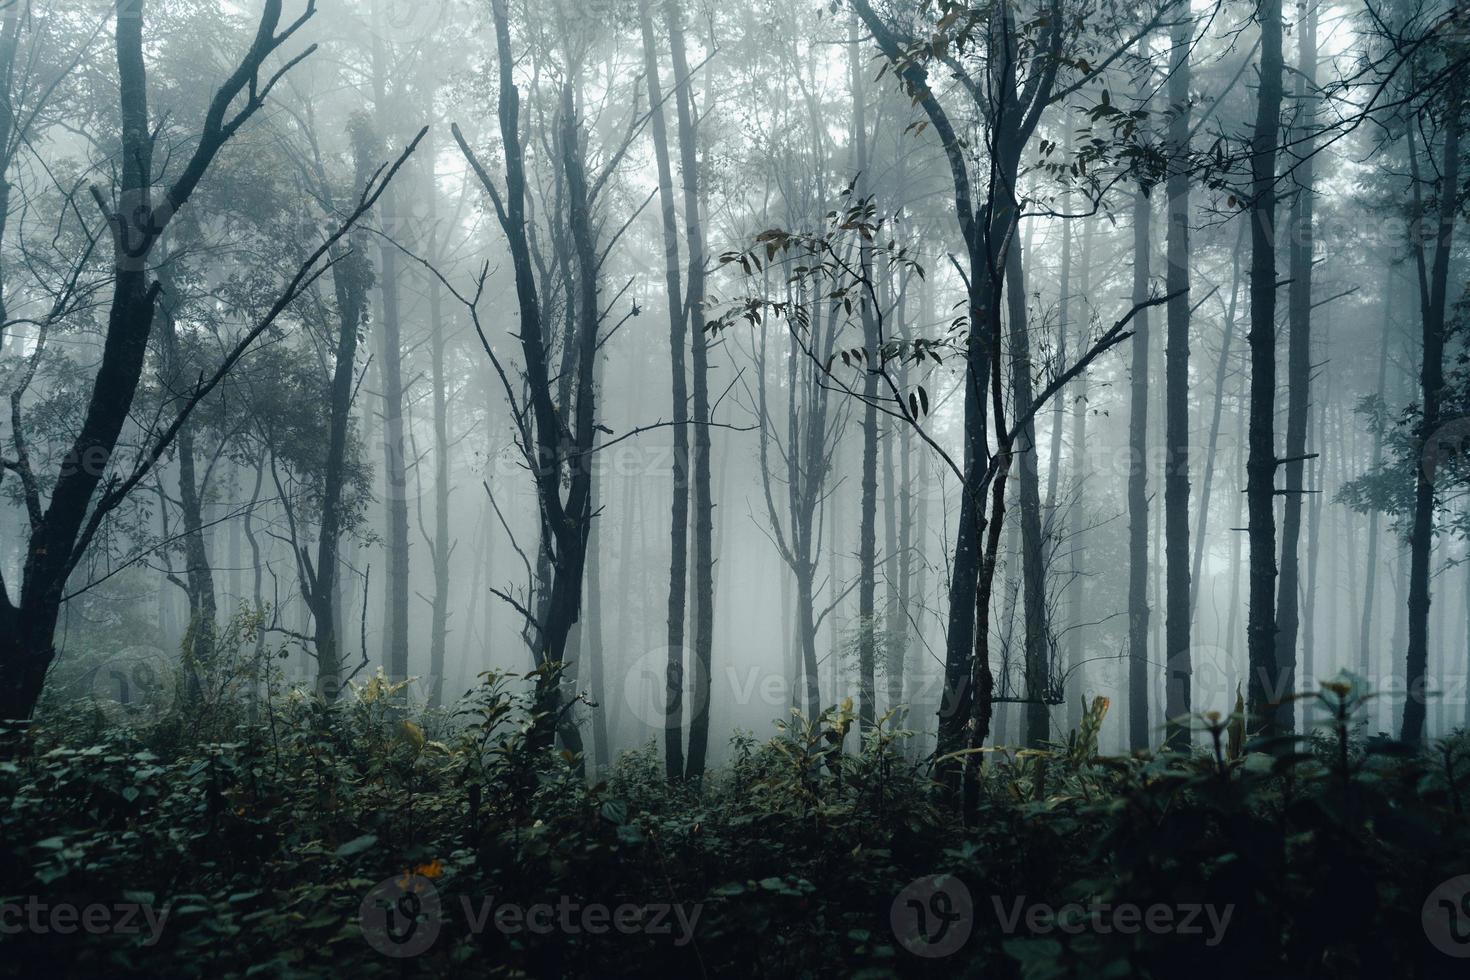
[3,0,1467,769]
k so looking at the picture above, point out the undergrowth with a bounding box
[1,670,1466,978]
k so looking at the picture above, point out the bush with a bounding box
[1,673,1466,977]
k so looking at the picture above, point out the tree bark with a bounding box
[585,365,610,774]
[1358,270,1394,678]
[453,0,591,762]
[306,126,374,697]
[1246,0,1284,733]
[1402,85,1461,744]
[1006,239,1049,748]
[666,1,715,781]
[369,2,410,687]
[0,0,315,724]
[425,143,452,710]
[1272,0,1318,733]
[851,16,880,733]
[1127,173,1152,752]
[156,276,217,697]
[637,0,689,780]
[1065,214,1093,732]
[1301,388,1325,724]
[1163,13,1193,748]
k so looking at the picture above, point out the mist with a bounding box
[2,0,1469,976]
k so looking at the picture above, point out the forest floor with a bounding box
[2,671,1467,978]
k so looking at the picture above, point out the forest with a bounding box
[1,0,1469,976]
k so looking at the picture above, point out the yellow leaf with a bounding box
[399,719,425,750]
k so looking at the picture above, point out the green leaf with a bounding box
[334,834,378,859]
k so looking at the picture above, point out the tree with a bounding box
[667,0,717,782]
[290,109,377,696]
[450,0,642,761]
[0,0,377,726]
[849,0,1182,793]
[1245,0,1285,733]
[1272,0,1321,734]
[1401,44,1462,745]
[1127,45,1153,751]
[850,14,881,734]
[368,0,410,687]
[637,0,692,780]
[1162,11,1193,748]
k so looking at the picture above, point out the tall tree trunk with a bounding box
[1127,171,1153,752]
[753,267,835,725]
[667,1,715,781]
[425,139,452,710]
[1046,131,1071,516]
[545,82,599,767]
[637,0,688,779]
[1403,87,1462,744]
[1065,214,1093,732]
[851,17,879,733]
[1046,173,1072,721]
[1191,225,1244,613]
[1007,238,1049,748]
[1301,388,1325,724]
[370,5,410,687]
[1225,389,1246,679]
[1272,0,1318,733]
[852,0,991,778]
[244,462,267,678]
[1163,13,1193,748]
[1358,270,1394,677]
[454,0,588,762]
[308,130,373,696]
[157,280,217,697]
[1246,0,1284,732]
[1386,546,1407,730]
[995,514,1022,743]
[585,380,610,774]
[883,272,906,720]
